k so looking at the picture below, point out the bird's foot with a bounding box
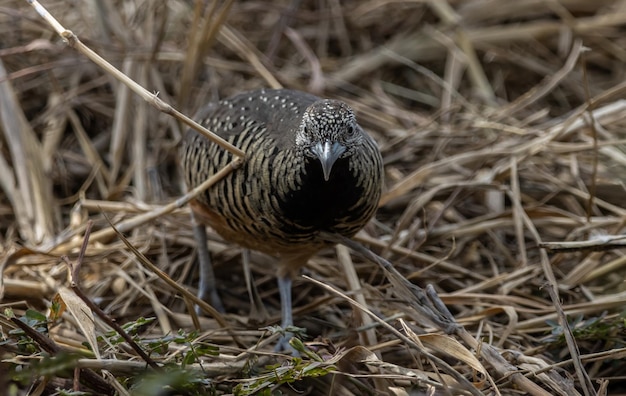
[195,288,225,315]
[267,325,307,356]
[274,332,299,356]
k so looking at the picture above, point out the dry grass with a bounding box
[2,0,626,394]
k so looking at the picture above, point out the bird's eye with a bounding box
[346,125,356,137]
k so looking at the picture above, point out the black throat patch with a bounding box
[277,156,363,232]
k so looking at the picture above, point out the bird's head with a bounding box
[296,99,365,181]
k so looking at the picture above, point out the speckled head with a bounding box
[295,99,366,181]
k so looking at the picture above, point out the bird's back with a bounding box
[181,89,383,263]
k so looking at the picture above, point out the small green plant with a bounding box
[98,316,156,345]
[233,336,336,396]
[2,308,48,354]
[544,311,626,347]
[234,356,337,395]
[171,329,220,366]
[129,367,215,396]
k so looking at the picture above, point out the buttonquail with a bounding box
[181,88,383,350]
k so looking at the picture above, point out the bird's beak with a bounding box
[312,141,346,181]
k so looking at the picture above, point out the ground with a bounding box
[1,1,626,395]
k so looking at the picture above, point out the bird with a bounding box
[180,88,383,351]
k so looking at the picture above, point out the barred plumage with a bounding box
[181,88,383,350]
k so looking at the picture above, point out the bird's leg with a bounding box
[275,274,295,353]
[191,212,225,314]
[278,274,293,329]
[242,249,269,321]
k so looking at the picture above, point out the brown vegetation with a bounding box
[1,0,626,394]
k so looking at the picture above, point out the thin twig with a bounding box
[9,316,116,395]
[24,0,245,159]
[64,220,160,370]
